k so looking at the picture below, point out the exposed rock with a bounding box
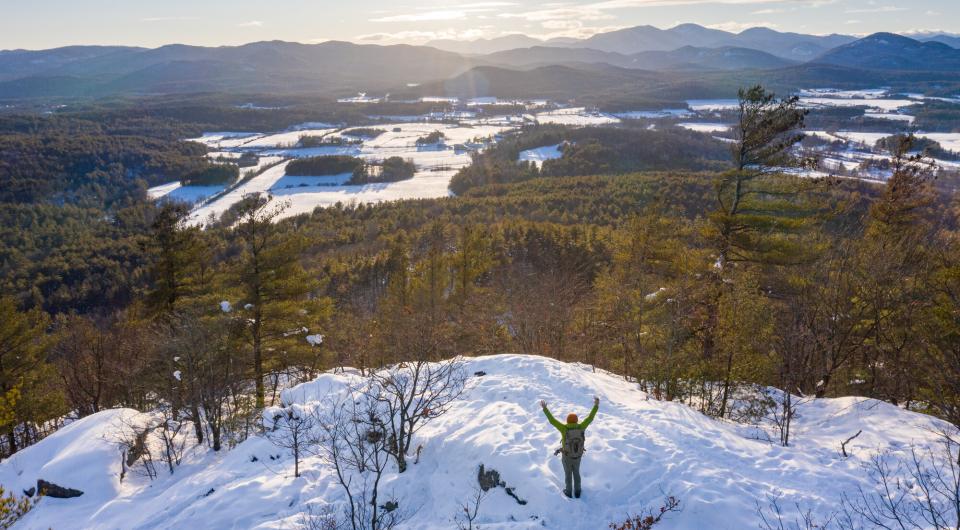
[477,464,527,505]
[37,479,83,499]
[477,463,502,492]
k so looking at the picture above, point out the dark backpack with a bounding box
[564,428,585,459]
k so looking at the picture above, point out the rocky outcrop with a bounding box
[36,479,83,498]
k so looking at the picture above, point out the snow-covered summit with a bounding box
[1,354,952,529]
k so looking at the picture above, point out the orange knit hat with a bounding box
[566,413,578,424]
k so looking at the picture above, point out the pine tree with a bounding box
[0,297,64,455]
[230,195,329,409]
[146,202,205,316]
[711,85,814,269]
[705,85,821,418]
[592,211,686,386]
[856,136,937,405]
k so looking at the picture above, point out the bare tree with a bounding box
[757,491,836,530]
[155,413,189,475]
[266,403,317,478]
[164,313,249,451]
[318,390,408,530]
[298,503,339,530]
[111,415,158,481]
[453,487,488,530]
[838,433,960,530]
[366,358,466,473]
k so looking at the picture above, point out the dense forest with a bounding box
[449,124,731,194]
[0,87,958,500]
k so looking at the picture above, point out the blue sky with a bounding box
[2,0,958,50]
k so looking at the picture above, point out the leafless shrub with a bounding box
[266,403,318,478]
[609,495,681,530]
[366,358,466,473]
[298,503,340,530]
[837,431,960,530]
[453,487,488,530]
[317,390,410,530]
[757,491,836,530]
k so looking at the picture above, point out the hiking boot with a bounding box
[575,491,581,499]
[563,490,572,498]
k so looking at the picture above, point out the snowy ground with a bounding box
[686,99,739,112]
[613,109,693,120]
[518,144,563,168]
[677,122,731,133]
[802,129,960,180]
[533,108,620,126]
[2,354,955,530]
[160,88,958,223]
[174,122,513,225]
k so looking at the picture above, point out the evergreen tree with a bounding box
[146,202,205,316]
[230,195,329,409]
[705,85,819,418]
[711,85,814,269]
[856,136,937,405]
[592,211,686,385]
[0,297,64,455]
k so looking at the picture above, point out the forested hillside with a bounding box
[1,86,959,529]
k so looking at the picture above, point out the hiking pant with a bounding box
[562,455,582,496]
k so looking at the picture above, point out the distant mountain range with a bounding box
[815,33,960,71]
[481,45,796,71]
[0,25,957,100]
[427,24,858,61]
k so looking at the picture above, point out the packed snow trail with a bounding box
[1,354,953,529]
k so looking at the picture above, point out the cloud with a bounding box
[370,2,518,23]
[354,28,491,43]
[529,24,626,40]
[237,20,263,28]
[844,6,908,14]
[371,10,470,23]
[499,7,614,22]
[707,20,779,32]
[500,0,809,25]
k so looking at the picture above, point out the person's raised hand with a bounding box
[540,400,547,409]
[594,396,600,406]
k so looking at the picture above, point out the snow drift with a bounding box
[1,354,954,529]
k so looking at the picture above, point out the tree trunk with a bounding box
[191,405,204,445]
[718,350,735,418]
[253,323,264,410]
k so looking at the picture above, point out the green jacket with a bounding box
[543,401,599,448]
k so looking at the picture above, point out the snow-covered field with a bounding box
[241,128,340,149]
[809,130,960,153]
[160,88,959,223]
[518,144,563,168]
[173,122,513,224]
[147,182,227,204]
[802,129,960,180]
[677,122,731,133]
[686,99,739,112]
[533,108,620,126]
[613,109,693,120]
[3,354,954,530]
